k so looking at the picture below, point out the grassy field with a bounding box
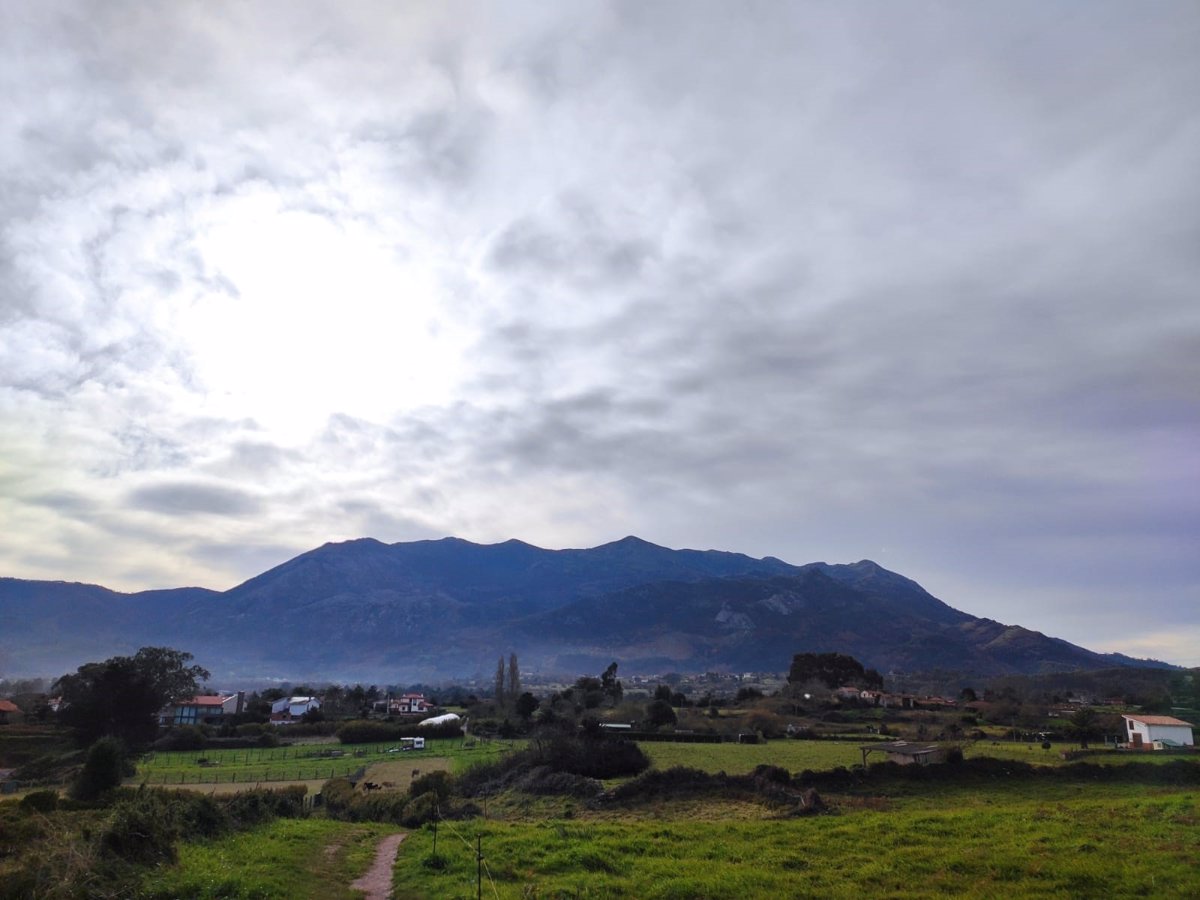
[391,781,1200,898]
[131,737,515,786]
[641,738,1198,773]
[639,739,862,773]
[137,818,394,900]
[109,741,1200,898]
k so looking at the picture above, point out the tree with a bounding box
[645,699,677,730]
[495,656,506,706]
[54,647,209,747]
[600,662,623,704]
[508,653,521,700]
[787,652,878,689]
[515,691,539,720]
[1068,707,1100,749]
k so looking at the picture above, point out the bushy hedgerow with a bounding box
[99,791,180,865]
[598,765,826,813]
[320,776,476,826]
[335,719,463,744]
[152,725,208,751]
[455,732,648,799]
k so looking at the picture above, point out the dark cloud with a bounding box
[127,482,262,516]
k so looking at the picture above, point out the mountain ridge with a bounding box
[0,536,1172,680]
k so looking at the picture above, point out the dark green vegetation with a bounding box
[54,647,209,747]
[0,536,1166,678]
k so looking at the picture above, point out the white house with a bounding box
[271,696,321,724]
[1121,714,1194,749]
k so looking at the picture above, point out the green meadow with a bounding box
[119,740,1200,899]
[390,780,1200,898]
[131,738,514,786]
[137,818,393,900]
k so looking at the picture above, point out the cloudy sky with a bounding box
[2,1,1197,665]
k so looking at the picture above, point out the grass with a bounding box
[640,737,1198,774]
[132,737,515,786]
[392,782,1200,898]
[137,818,395,900]
[639,739,862,773]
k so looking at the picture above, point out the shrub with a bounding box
[73,736,127,801]
[18,790,59,813]
[174,792,231,840]
[153,726,206,752]
[401,792,439,827]
[100,790,179,865]
[410,770,451,803]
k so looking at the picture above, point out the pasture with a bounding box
[137,818,395,900]
[130,737,513,787]
[390,779,1200,898]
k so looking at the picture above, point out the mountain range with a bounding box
[0,536,1164,682]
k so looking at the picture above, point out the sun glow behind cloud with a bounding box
[183,187,468,438]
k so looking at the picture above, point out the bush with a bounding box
[400,792,438,827]
[100,791,179,865]
[153,725,207,752]
[410,770,451,803]
[336,719,462,744]
[174,792,231,840]
[18,790,59,813]
[73,737,128,801]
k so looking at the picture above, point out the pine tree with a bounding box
[508,653,521,699]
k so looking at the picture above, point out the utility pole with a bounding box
[476,834,483,900]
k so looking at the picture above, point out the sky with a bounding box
[1,1,1197,666]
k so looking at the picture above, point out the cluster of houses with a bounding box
[154,690,436,727]
[833,686,958,709]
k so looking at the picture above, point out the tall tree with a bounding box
[601,662,623,703]
[507,653,521,700]
[495,656,506,706]
[54,647,210,747]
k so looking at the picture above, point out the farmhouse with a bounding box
[1121,714,1194,749]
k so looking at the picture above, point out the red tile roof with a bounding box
[1123,714,1193,727]
[0,700,19,714]
[184,695,230,707]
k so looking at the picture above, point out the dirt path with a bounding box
[350,832,407,900]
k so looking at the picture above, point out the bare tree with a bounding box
[495,656,505,707]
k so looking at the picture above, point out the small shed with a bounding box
[860,740,946,768]
[1121,715,1194,749]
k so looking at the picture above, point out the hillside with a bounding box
[0,537,1167,680]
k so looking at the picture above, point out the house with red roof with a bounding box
[160,693,244,727]
[1121,714,1194,749]
[0,700,20,725]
